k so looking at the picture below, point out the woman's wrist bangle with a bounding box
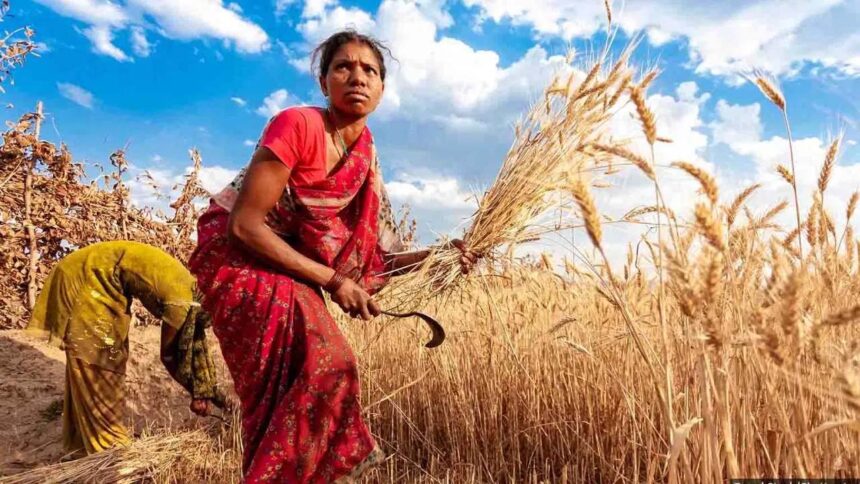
[324,270,347,294]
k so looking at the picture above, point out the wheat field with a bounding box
[349,231,860,482]
[320,67,860,482]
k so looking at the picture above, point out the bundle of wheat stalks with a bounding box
[381,40,648,308]
[1,426,241,484]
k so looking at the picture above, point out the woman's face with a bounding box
[320,41,385,119]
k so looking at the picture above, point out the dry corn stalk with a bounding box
[0,106,210,328]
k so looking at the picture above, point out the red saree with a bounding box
[189,109,400,483]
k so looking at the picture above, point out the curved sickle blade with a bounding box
[381,310,446,348]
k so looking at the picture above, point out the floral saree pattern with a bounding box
[190,116,397,483]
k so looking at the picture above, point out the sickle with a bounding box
[381,310,446,348]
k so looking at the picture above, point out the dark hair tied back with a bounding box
[311,29,392,82]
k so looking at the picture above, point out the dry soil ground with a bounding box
[0,325,232,477]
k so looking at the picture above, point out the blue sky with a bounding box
[6,0,860,255]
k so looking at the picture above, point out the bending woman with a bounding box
[28,241,225,456]
[189,30,475,483]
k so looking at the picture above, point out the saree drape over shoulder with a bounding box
[189,107,401,483]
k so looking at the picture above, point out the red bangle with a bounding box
[324,270,347,294]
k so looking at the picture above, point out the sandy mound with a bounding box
[0,325,233,476]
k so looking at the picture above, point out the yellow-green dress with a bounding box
[28,241,200,454]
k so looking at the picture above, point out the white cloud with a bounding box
[243,139,256,147]
[198,165,239,194]
[127,166,179,213]
[33,41,51,53]
[127,163,238,214]
[303,0,338,18]
[554,84,857,267]
[707,99,860,242]
[413,0,454,29]
[285,0,379,73]
[743,135,856,228]
[710,100,762,146]
[273,0,860,263]
[296,5,376,46]
[462,0,860,79]
[125,0,270,54]
[36,0,269,61]
[34,0,127,26]
[386,175,475,211]
[374,0,502,116]
[130,25,151,57]
[431,114,488,132]
[230,96,248,107]
[83,25,131,62]
[255,89,299,117]
[57,82,95,109]
[385,173,477,238]
[275,0,297,16]
[464,0,599,39]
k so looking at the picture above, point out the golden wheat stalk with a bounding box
[672,161,718,206]
[726,183,761,227]
[818,136,841,194]
[760,201,789,227]
[752,70,802,259]
[603,0,612,28]
[776,164,794,185]
[570,178,602,248]
[847,191,859,221]
[639,69,659,91]
[623,205,677,222]
[607,70,633,107]
[694,203,725,251]
[782,226,801,253]
[590,143,655,180]
[752,75,786,110]
[806,212,819,252]
[630,84,657,145]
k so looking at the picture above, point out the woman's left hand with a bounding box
[190,398,212,417]
[450,239,479,275]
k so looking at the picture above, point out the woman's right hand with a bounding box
[331,278,381,320]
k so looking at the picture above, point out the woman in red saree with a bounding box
[189,31,475,483]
